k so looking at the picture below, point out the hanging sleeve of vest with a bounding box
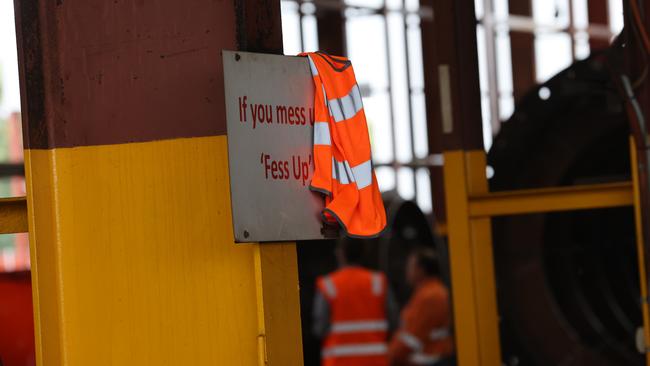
[301,52,387,238]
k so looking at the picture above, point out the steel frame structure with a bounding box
[442,139,650,366]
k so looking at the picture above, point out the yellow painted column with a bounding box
[25,136,303,365]
[15,0,303,364]
[443,149,501,366]
[465,151,502,366]
[443,150,480,366]
[254,243,303,365]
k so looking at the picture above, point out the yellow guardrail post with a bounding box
[631,138,650,365]
[443,149,502,366]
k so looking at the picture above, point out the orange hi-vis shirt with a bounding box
[389,278,454,365]
[317,267,390,366]
[301,52,387,238]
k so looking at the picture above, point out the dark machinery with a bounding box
[489,50,643,366]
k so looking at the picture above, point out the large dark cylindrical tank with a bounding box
[489,50,642,366]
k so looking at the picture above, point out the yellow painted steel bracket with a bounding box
[444,144,645,366]
[468,181,633,218]
[0,196,28,234]
[443,150,501,366]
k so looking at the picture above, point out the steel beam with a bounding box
[420,0,446,222]
[468,181,633,218]
[443,150,501,366]
[588,0,610,50]
[432,1,497,365]
[316,1,346,55]
[14,1,302,365]
[430,0,484,151]
[509,0,536,103]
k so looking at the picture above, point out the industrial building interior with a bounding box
[1,0,649,365]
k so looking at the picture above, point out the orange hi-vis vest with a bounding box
[302,52,387,238]
[389,278,454,365]
[317,267,390,366]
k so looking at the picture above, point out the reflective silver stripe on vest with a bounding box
[322,343,388,358]
[328,84,363,122]
[430,327,451,341]
[313,122,331,146]
[410,353,442,365]
[322,276,337,298]
[332,158,373,189]
[399,332,423,351]
[371,273,383,296]
[352,160,373,189]
[307,56,319,76]
[330,320,388,334]
[332,158,355,184]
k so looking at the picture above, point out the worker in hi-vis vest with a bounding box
[388,248,455,366]
[313,239,399,366]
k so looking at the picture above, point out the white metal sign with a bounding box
[223,51,331,242]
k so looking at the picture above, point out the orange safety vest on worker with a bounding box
[301,52,386,238]
[316,267,390,366]
[389,278,454,366]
